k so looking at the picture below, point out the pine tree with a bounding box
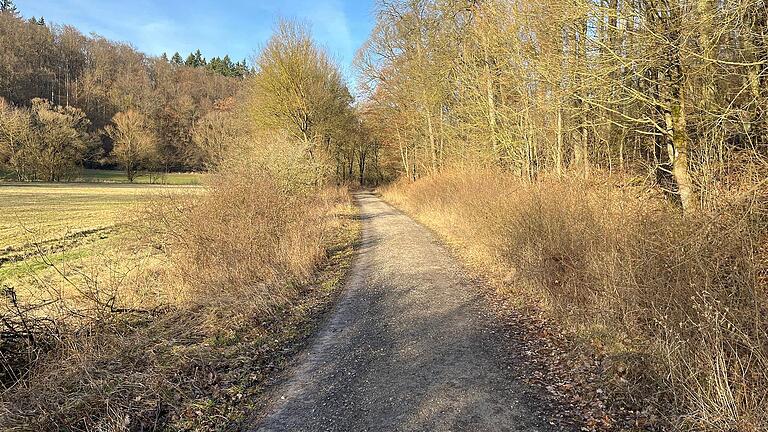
[170,52,183,65]
[161,52,169,62]
[208,56,222,75]
[222,55,233,76]
[193,49,205,67]
[38,17,45,25]
[235,60,249,77]
[185,53,196,67]
[0,0,19,17]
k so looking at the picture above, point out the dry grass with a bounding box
[0,183,202,322]
[0,157,359,430]
[383,168,768,431]
[0,183,193,249]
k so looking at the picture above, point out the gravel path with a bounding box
[252,191,565,432]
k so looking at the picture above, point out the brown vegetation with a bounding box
[106,111,157,182]
[0,159,358,430]
[0,97,94,181]
[383,169,767,430]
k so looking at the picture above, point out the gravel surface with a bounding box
[252,192,570,432]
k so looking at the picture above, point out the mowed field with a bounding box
[0,180,203,312]
[1,169,203,185]
[77,169,203,185]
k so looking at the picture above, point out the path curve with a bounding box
[252,191,564,431]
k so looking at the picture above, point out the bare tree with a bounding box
[0,97,32,180]
[106,110,156,182]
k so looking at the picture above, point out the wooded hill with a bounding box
[0,4,245,179]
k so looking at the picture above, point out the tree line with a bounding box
[357,0,767,212]
[164,49,250,78]
[0,3,244,181]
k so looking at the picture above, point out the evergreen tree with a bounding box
[161,52,169,62]
[235,60,249,77]
[193,49,205,67]
[170,52,183,65]
[185,53,196,67]
[38,17,45,26]
[0,0,19,17]
[207,56,222,74]
[222,55,233,76]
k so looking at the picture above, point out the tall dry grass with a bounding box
[383,168,768,431]
[0,138,355,430]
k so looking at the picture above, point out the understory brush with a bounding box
[383,168,768,431]
[0,140,358,430]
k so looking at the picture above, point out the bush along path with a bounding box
[250,192,580,431]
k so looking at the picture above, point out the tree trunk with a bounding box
[556,103,563,175]
[358,150,366,186]
[425,109,438,174]
[665,84,696,213]
[483,40,499,161]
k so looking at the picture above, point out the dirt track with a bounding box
[252,191,569,431]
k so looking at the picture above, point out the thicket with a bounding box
[385,171,767,430]
[0,97,95,181]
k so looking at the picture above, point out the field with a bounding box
[0,182,203,311]
[77,169,203,185]
[0,169,203,185]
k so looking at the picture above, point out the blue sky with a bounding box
[15,0,375,85]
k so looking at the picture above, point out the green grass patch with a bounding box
[1,169,204,185]
[78,169,203,185]
[0,248,93,280]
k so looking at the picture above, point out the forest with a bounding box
[1,0,766,431]
[358,0,767,205]
[0,6,245,180]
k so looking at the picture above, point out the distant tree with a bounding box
[248,21,353,148]
[208,56,221,74]
[205,55,246,77]
[0,16,240,173]
[0,98,32,180]
[22,15,44,25]
[235,60,249,77]
[193,49,205,67]
[160,52,168,62]
[29,98,93,181]
[0,0,18,17]
[105,110,156,182]
[221,55,233,76]
[191,108,239,168]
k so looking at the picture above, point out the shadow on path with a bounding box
[249,192,571,432]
